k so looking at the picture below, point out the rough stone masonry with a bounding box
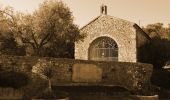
[0,55,153,93]
[75,5,151,63]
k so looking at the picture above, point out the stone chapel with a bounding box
[75,5,151,63]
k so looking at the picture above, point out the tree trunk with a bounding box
[48,79,52,92]
[34,47,41,56]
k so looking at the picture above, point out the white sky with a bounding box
[0,0,170,27]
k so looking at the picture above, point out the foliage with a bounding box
[0,0,84,57]
[151,69,170,89]
[144,23,170,40]
[21,72,48,99]
[0,35,16,55]
[32,59,54,92]
[0,7,25,55]
[143,23,170,68]
[31,0,84,57]
[0,71,29,89]
[32,59,53,79]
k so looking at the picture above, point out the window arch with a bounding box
[89,36,118,61]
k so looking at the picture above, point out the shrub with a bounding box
[0,71,29,89]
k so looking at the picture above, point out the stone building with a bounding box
[75,5,151,63]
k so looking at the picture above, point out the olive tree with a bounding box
[0,0,84,57]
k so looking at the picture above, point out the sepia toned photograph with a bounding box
[0,0,170,99]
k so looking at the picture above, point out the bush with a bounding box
[151,69,170,89]
[21,73,48,99]
[0,71,29,89]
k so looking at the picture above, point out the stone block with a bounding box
[72,63,102,82]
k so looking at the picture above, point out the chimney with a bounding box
[101,5,107,15]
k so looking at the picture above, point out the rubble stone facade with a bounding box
[75,14,150,63]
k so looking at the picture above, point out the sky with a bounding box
[0,0,170,27]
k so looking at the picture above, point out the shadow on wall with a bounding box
[137,40,151,64]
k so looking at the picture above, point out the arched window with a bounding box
[89,36,118,61]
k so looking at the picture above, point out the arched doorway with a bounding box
[89,36,118,61]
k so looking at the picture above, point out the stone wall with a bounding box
[75,15,137,62]
[0,55,153,93]
[0,55,38,72]
[134,24,152,63]
[75,15,150,63]
[72,64,102,82]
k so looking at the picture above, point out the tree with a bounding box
[32,0,84,57]
[143,23,170,68]
[0,0,84,57]
[0,36,17,55]
[0,7,25,55]
[144,23,170,40]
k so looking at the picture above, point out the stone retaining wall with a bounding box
[0,55,153,93]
